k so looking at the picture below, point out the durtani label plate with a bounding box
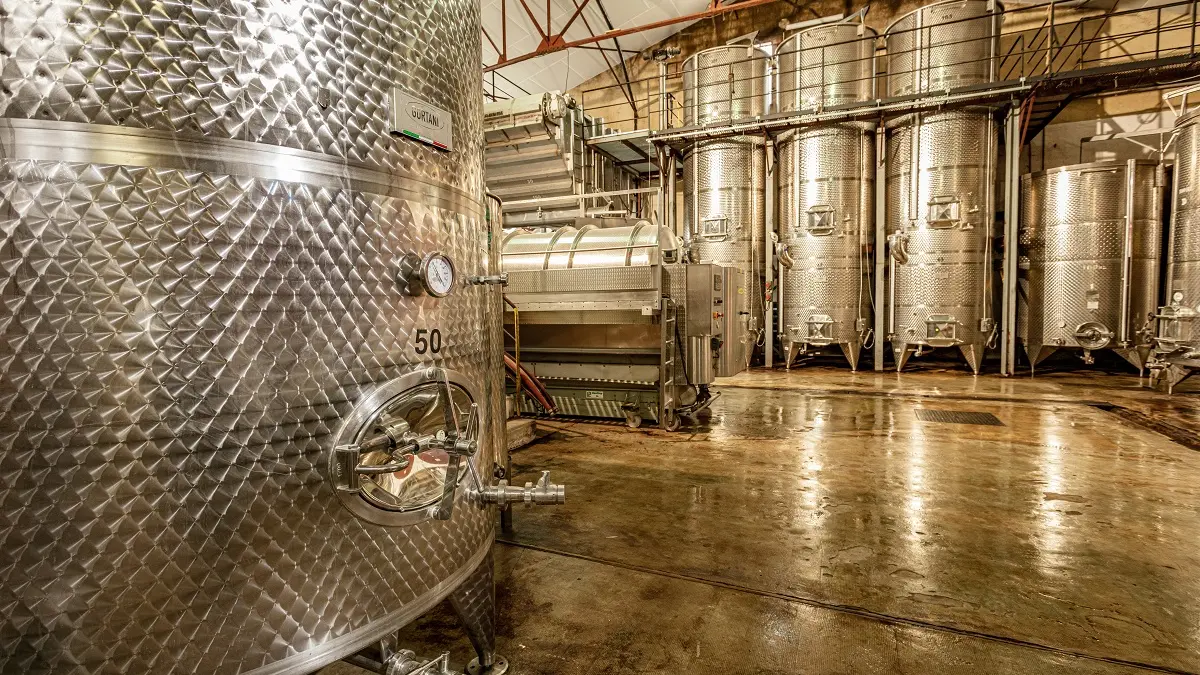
[391,89,453,152]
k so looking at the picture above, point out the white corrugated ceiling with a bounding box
[481,0,711,98]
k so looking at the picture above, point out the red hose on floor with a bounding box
[504,353,557,414]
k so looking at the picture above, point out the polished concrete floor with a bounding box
[324,365,1200,674]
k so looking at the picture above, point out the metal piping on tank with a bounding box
[477,471,567,507]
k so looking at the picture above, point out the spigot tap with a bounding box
[477,470,566,507]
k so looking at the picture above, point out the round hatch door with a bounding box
[330,368,480,526]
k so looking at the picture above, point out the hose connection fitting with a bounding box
[476,470,566,507]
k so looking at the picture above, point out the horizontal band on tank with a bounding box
[777,177,872,185]
[886,165,996,175]
[0,119,482,218]
[1022,158,1161,179]
[241,537,492,675]
[884,107,1000,129]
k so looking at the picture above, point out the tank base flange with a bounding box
[467,655,510,675]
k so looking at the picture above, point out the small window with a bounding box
[928,198,960,224]
[805,206,835,234]
[699,216,729,240]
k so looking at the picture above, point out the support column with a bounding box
[765,137,776,369]
[1000,104,1022,376]
[874,123,887,372]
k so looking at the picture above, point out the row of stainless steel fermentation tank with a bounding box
[680,1,1002,373]
[678,0,1192,377]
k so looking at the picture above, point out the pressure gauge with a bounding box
[398,251,457,297]
[421,252,456,297]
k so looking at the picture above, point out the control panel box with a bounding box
[683,264,747,378]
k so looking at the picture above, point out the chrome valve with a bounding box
[469,273,508,286]
[477,470,566,507]
[384,651,453,675]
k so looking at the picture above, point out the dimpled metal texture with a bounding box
[885,0,996,97]
[0,1,502,674]
[884,0,999,371]
[1018,162,1161,361]
[886,109,998,371]
[776,22,876,366]
[684,138,766,338]
[682,46,767,349]
[1170,109,1200,316]
[681,45,767,127]
[778,126,874,365]
[777,24,876,114]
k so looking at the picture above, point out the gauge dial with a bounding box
[421,252,456,297]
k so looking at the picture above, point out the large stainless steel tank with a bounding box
[682,45,769,363]
[1168,110,1200,307]
[885,0,1000,373]
[777,23,877,370]
[0,1,545,673]
[682,45,769,127]
[886,0,999,96]
[1150,109,1200,391]
[502,222,673,272]
[1019,161,1162,371]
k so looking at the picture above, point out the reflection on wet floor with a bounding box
[324,368,1200,675]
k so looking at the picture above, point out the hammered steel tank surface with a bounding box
[1162,109,1200,342]
[885,0,999,96]
[1146,109,1200,391]
[776,23,876,370]
[682,45,768,128]
[682,45,768,357]
[1019,161,1162,371]
[0,1,508,673]
[885,0,1000,374]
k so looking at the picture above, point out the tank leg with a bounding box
[1025,344,1056,376]
[785,341,800,370]
[959,344,983,375]
[894,343,912,372]
[841,341,862,372]
[1115,347,1150,376]
[1154,363,1195,394]
[450,548,508,674]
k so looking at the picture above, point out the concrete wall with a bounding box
[1032,90,1176,172]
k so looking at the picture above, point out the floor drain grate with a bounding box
[915,409,1004,426]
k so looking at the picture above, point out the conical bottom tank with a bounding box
[886,109,998,374]
[778,124,875,370]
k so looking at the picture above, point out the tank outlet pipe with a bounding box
[344,650,453,675]
[765,138,776,367]
[888,232,910,264]
[777,242,795,269]
[476,471,566,507]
